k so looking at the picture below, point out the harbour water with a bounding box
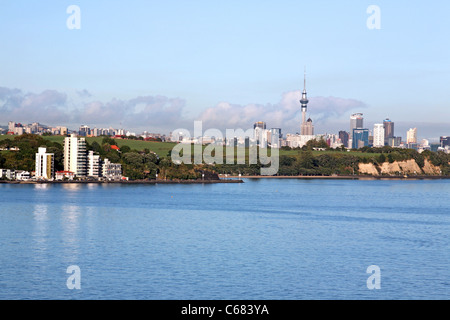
[0,179,448,300]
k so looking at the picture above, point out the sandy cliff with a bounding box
[358,159,442,176]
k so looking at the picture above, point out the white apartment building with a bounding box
[373,124,385,148]
[102,159,122,181]
[87,150,102,178]
[35,147,54,180]
[407,128,418,144]
[64,134,87,177]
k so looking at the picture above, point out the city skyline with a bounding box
[1,1,449,139]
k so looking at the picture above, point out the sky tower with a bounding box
[300,69,314,135]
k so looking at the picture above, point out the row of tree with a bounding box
[1,134,449,179]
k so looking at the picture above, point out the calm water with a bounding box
[0,179,448,300]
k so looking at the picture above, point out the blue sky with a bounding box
[1,0,449,140]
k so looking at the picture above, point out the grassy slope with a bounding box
[0,135,377,159]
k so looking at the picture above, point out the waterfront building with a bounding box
[87,150,102,178]
[64,134,87,177]
[15,170,31,181]
[0,169,16,180]
[35,147,54,180]
[102,159,122,181]
[55,171,75,181]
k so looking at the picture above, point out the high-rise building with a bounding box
[350,113,364,132]
[253,121,267,146]
[339,131,349,148]
[64,134,87,177]
[269,128,282,148]
[8,121,15,133]
[35,147,54,180]
[373,124,385,148]
[253,121,266,130]
[79,125,90,137]
[388,137,402,147]
[406,128,417,144]
[300,72,314,136]
[352,128,369,149]
[87,150,102,178]
[383,118,394,145]
[440,136,450,148]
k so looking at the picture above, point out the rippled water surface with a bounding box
[0,179,448,299]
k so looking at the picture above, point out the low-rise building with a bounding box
[102,159,122,181]
[55,171,75,180]
[16,170,31,181]
[0,169,16,180]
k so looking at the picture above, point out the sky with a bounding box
[0,0,449,140]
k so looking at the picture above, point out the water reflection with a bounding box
[61,183,83,191]
[32,204,49,265]
[34,183,49,190]
[61,205,81,264]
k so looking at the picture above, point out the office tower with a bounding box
[300,71,314,136]
[79,125,90,137]
[352,128,369,149]
[253,121,267,145]
[8,121,15,133]
[383,118,394,145]
[350,113,364,132]
[270,128,282,148]
[64,134,87,177]
[440,136,450,148]
[406,128,417,144]
[373,124,385,147]
[253,121,266,130]
[339,131,349,148]
[388,137,402,147]
[35,147,54,180]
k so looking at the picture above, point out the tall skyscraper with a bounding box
[383,118,394,145]
[300,72,314,136]
[350,113,364,132]
[440,136,450,148]
[406,128,417,144]
[35,147,54,180]
[338,131,349,148]
[373,124,385,148]
[269,128,282,148]
[352,128,369,149]
[253,121,267,145]
[64,134,87,177]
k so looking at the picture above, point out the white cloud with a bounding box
[199,90,367,132]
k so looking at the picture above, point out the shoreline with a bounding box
[0,179,244,185]
[220,175,450,180]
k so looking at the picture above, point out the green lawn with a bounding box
[0,134,381,159]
